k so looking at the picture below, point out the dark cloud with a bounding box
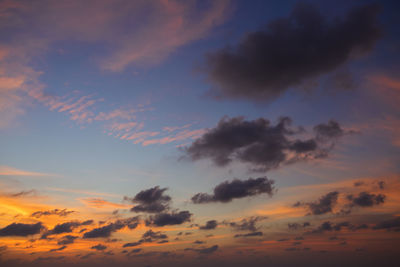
[125,186,171,213]
[228,216,267,232]
[184,116,348,171]
[295,191,339,215]
[146,211,192,227]
[234,231,263,238]
[57,235,78,245]
[193,240,205,244]
[204,2,381,102]
[373,217,400,230]
[347,192,385,207]
[91,244,107,251]
[43,220,93,237]
[192,177,275,204]
[353,181,365,187]
[49,246,67,252]
[140,230,168,242]
[199,220,218,230]
[377,181,385,190]
[310,221,369,234]
[288,222,310,230]
[0,222,43,236]
[83,217,139,239]
[31,209,75,218]
[185,245,219,254]
[122,242,141,248]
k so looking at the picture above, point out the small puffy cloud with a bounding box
[91,244,107,251]
[199,220,218,230]
[295,191,339,215]
[146,211,192,227]
[125,186,171,213]
[192,177,275,204]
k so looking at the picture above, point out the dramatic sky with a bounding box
[0,0,399,266]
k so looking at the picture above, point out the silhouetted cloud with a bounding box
[199,220,218,230]
[347,192,385,207]
[146,211,192,227]
[83,217,139,238]
[43,220,93,237]
[49,246,67,252]
[192,177,275,203]
[0,222,43,236]
[288,222,310,230]
[185,245,219,254]
[91,244,107,251]
[125,186,171,213]
[141,230,168,242]
[234,231,263,238]
[228,216,267,232]
[373,217,400,230]
[31,209,76,218]
[310,221,369,234]
[184,117,348,171]
[204,3,381,102]
[57,235,78,245]
[122,242,141,248]
[295,191,339,215]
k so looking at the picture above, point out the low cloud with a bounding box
[199,220,218,230]
[228,216,267,232]
[125,186,171,213]
[0,222,43,237]
[146,211,192,227]
[192,177,275,203]
[184,116,350,171]
[295,191,339,215]
[347,192,385,207]
[83,217,139,238]
[234,232,263,238]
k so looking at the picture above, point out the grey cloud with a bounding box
[0,222,43,237]
[192,177,275,204]
[184,116,348,171]
[125,186,171,213]
[204,3,381,102]
[146,211,192,227]
[199,220,218,230]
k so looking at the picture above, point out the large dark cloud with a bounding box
[295,191,339,215]
[192,177,275,204]
[125,186,171,213]
[146,211,192,227]
[204,2,381,102]
[310,221,369,234]
[347,192,385,207]
[184,116,348,171]
[83,217,139,239]
[0,222,43,237]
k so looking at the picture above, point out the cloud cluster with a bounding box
[294,191,339,215]
[42,220,93,238]
[228,216,267,232]
[205,3,381,102]
[125,186,171,213]
[185,116,349,171]
[347,192,385,207]
[83,217,139,239]
[192,177,275,204]
[0,222,43,237]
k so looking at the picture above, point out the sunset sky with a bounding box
[0,0,399,266]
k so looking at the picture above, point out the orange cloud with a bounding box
[80,198,127,209]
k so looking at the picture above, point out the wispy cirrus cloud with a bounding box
[0,166,54,177]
